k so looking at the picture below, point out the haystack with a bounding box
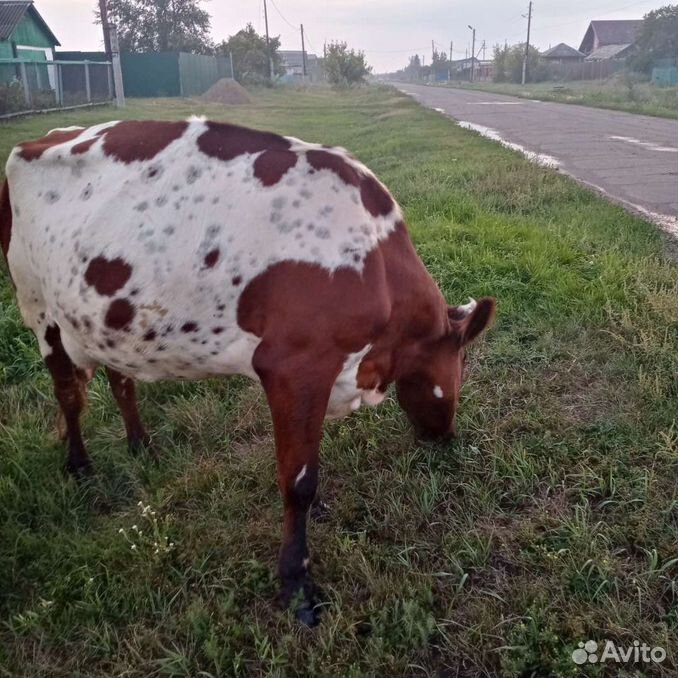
[200,79,252,105]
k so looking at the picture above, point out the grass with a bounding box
[438,78,678,119]
[1,86,678,677]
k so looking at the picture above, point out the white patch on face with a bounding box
[362,388,386,406]
[295,464,307,486]
[433,385,444,399]
[302,557,310,569]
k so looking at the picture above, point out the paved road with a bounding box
[396,83,678,229]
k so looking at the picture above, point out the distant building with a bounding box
[578,19,642,59]
[475,60,493,81]
[279,50,320,82]
[0,0,59,61]
[541,43,585,64]
[449,56,480,79]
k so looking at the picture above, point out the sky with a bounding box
[42,0,663,72]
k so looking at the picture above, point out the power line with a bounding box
[268,0,297,30]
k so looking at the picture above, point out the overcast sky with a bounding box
[43,0,662,72]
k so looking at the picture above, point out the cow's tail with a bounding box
[0,179,11,263]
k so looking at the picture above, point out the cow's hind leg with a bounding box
[42,325,91,476]
[254,341,342,626]
[105,367,154,457]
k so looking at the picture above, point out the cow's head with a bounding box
[395,297,495,441]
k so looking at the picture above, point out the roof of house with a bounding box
[579,19,641,53]
[541,43,585,59]
[585,43,634,60]
[450,56,479,68]
[0,1,59,45]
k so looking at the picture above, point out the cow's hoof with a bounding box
[65,458,93,479]
[311,497,331,522]
[281,578,321,627]
[128,436,158,462]
[295,600,320,627]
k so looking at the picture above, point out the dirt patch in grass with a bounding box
[199,78,253,105]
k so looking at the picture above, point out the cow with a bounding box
[0,118,495,625]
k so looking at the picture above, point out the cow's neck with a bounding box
[357,223,448,390]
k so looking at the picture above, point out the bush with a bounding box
[0,81,26,115]
[324,42,371,88]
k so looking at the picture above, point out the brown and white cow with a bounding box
[0,118,495,624]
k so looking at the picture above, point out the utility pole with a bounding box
[521,1,533,85]
[482,40,486,60]
[449,40,453,80]
[109,24,125,107]
[98,0,111,57]
[468,25,476,82]
[301,24,307,79]
[263,0,273,81]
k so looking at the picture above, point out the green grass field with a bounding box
[1,87,677,677]
[440,79,678,119]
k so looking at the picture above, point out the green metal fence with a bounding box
[120,52,180,97]
[0,58,113,117]
[652,59,678,86]
[120,52,233,98]
[178,53,232,96]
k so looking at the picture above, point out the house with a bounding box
[578,19,641,59]
[0,0,59,90]
[279,50,320,82]
[475,60,493,81]
[449,56,480,79]
[0,0,59,61]
[541,43,585,64]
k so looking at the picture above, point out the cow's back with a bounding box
[4,118,403,383]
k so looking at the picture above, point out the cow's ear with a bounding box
[448,297,496,346]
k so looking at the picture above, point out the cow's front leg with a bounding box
[254,342,342,626]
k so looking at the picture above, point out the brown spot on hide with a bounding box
[360,174,394,217]
[306,150,360,187]
[105,299,135,330]
[85,256,133,296]
[17,129,84,161]
[197,121,291,162]
[102,121,188,163]
[203,249,220,268]
[253,150,298,187]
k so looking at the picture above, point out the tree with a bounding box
[492,43,547,83]
[430,49,448,81]
[216,24,284,85]
[629,4,678,74]
[99,0,212,54]
[324,42,372,87]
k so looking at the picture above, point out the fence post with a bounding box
[56,62,64,106]
[109,25,126,107]
[84,61,91,103]
[106,63,113,100]
[19,61,32,107]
